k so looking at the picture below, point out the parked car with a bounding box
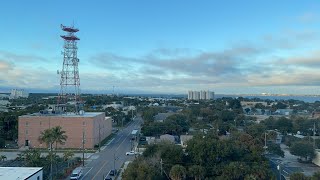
[70,167,82,180]
[109,169,117,176]
[126,151,135,155]
[126,151,142,156]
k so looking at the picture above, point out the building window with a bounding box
[40,121,42,126]
[37,176,40,180]
[82,121,86,126]
[25,121,29,126]
[25,129,28,135]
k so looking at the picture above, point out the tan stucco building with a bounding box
[18,112,112,149]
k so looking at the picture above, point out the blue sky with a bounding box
[0,0,320,94]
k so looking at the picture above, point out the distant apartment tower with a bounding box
[200,91,206,100]
[188,91,193,100]
[10,89,29,99]
[193,91,200,100]
[206,90,214,99]
[187,90,214,100]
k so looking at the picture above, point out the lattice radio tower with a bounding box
[57,24,81,114]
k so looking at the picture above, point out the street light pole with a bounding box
[50,143,53,180]
[82,129,85,166]
[113,153,116,171]
[98,124,101,152]
[313,122,316,149]
[132,109,133,120]
[264,132,267,149]
[160,158,163,176]
[277,164,281,180]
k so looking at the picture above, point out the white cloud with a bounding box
[298,12,319,23]
[1,27,320,94]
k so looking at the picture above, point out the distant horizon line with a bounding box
[1,92,320,97]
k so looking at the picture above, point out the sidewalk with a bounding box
[0,151,94,160]
[116,161,132,180]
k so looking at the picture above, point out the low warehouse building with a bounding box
[0,167,43,180]
[18,112,112,149]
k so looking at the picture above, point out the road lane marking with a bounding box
[117,130,132,151]
[106,138,115,146]
[100,146,107,151]
[91,119,140,180]
[90,155,100,159]
[115,135,124,143]
[93,131,131,179]
[92,161,110,180]
[80,167,93,180]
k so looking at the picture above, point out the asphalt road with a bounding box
[77,116,142,180]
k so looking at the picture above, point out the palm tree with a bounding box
[51,126,68,149]
[188,165,205,180]
[170,165,186,180]
[39,126,67,180]
[63,150,74,167]
[39,128,54,149]
[312,171,320,180]
[23,149,42,167]
[39,128,55,180]
[0,155,7,161]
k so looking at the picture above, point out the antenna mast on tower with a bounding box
[57,24,82,114]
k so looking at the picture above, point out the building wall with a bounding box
[28,169,43,180]
[313,150,320,166]
[18,113,111,149]
[92,116,112,146]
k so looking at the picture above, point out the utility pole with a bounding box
[314,122,316,149]
[132,108,134,120]
[98,124,101,152]
[263,132,268,150]
[277,164,282,180]
[82,129,85,166]
[113,153,116,171]
[160,158,163,176]
[50,142,53,180]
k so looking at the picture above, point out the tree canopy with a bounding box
[290,141,315,162]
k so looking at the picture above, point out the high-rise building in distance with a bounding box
[10,89,29,99]
[187,90,214,100]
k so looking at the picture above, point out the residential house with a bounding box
[180,135,193,147]
[160,134,175,143]
[154,112,175,122]
[275,109,293,116]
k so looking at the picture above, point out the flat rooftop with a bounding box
[21,112,104,117]
[0,167,42,179]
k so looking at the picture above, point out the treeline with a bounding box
[140,98,245,137]
[261,116,320,135]
[141,114,190,136]
[0,104,47,147]
[123,131,274,180]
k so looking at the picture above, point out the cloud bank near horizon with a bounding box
[1,7,320,94]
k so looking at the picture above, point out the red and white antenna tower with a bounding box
[57,24,81,114]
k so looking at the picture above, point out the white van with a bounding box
[70,167,83,180]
